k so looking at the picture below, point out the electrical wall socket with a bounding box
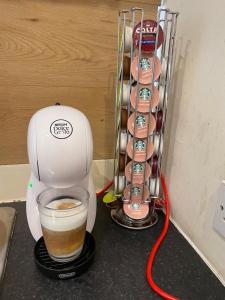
[213,181,225,239]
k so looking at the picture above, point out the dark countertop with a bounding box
[0,200,224,300]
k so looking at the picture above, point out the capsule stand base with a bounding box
[111,205,158,230]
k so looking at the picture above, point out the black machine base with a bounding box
[34,231,95,280]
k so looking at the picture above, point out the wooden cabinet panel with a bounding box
[0,0,159,164]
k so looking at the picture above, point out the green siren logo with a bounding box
[133,163,144,173]
[139,87,151,101]
[131,186,141,196]
[136,115,146,127]
[139,58,151,71]
[134,139,146,151]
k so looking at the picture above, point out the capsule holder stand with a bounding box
[112,8,178,229]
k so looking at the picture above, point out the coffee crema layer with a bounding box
[39,199,88,232]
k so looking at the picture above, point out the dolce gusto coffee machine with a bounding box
[26,104,96,279]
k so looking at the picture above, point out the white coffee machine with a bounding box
[26,104,96,241]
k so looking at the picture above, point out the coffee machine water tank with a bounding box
[26,105,96,241]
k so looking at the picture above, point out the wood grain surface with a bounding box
[0,0,159,164]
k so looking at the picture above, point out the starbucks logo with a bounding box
[133,163,144,173]
[136,115,146,127]
[131,186,141,196]
[135,140,146,151]
[139,88,151,101]
[139,58,151,71]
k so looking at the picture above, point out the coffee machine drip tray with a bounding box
[34,232,95,280]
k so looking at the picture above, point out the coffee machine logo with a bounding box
[50,119,73,139]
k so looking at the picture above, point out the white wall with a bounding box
[162,0,225,285]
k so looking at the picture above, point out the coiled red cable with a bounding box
[97,175,179,299]
[146,174,180,300]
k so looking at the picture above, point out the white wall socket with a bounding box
[213,181,225,239]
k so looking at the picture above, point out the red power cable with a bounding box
[97,175,179,299]
[96,180,113,197]
[146,174,180,300]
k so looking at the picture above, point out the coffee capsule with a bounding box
[119,130,128,153]
[124,183,149,203]
[131,55,161,84]
[123,202,149,219]
[130,84,159,113]
[127,138,154,162]
[151,155,158,176]
[155,110,163,132]
[114,175,125,194]
[128,112,156,138]
[118,154,126,172]
[121,108,128,129]
[124,26,133,52]
[125,161,151,184]
[122,82,130,106]
[133,20,164,53]
[117,82,131,107]
[149,177,160,196]
[120,55,131,80]
[152,134,163,156]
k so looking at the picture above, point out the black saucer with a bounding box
[34,232,95,280]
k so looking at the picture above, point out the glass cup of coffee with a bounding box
[37,186,89,263]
